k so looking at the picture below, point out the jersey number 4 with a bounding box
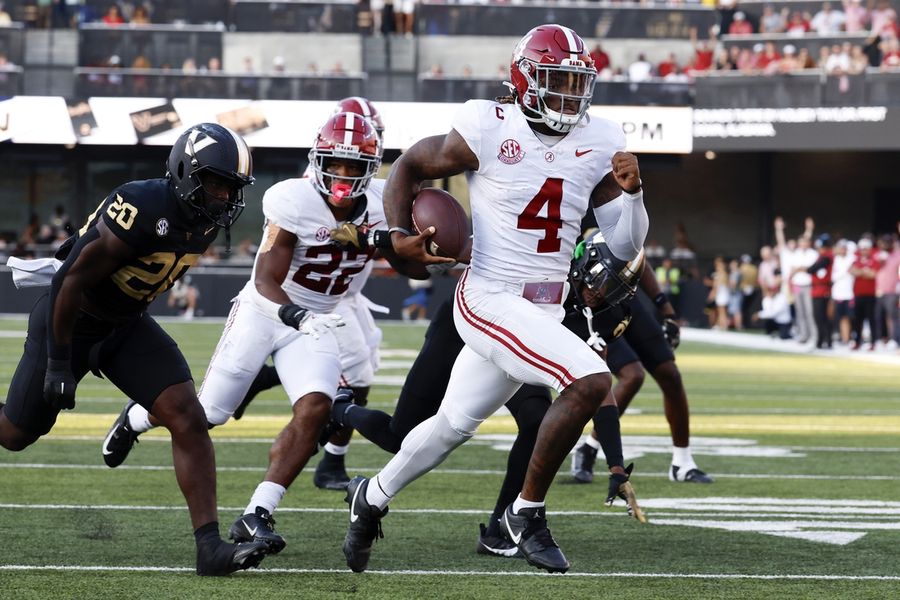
[292,246,372,295]
[516,177,563,253]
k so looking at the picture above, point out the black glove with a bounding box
[43,357,77,410]
[278,304,309,330]
[662,318,680,350]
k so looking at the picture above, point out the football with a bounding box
[410,187,471,260]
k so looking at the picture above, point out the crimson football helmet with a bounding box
[508,24,597,133]
[333,97,384,146]
[309,111,381,207]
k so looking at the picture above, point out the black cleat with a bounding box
[313,456,351,491]
[102,401,140,468]
[342,476,388,573]
[670,464,714,484]
[234,365,281,420]
[501,504,569,573]
[196,538,270,576]
[228,507,286,554]
[571,442,598,484]
[476,523,521,558]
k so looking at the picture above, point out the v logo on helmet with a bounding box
[185,129,218,156]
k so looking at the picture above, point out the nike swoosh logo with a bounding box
[101,427,117,455]
[349,483,363,523]
[575,149,593,157]
[368,220,383,228]
[504,514,522,545]
[244,521,258,537]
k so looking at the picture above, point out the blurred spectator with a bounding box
[19,213,40,246]
[825,43,851,74]
[49,204,71,237]
[268,55,292,100]
[727,258,744,330]
[729,11,754,35]
[786,11,811,36]
[101,4,125,25]
[717,0,737,38]
[717,46,739,70]
[881,37,900,68]
[428,63,443,78]
[874,233,900,348]
[657,52,680,78]
[864,34,884,67]
[369,0,385,35]
[0,3,11,26]
[870,0,898,39]
[739,254,759,329]
[402,277,431,321]
[757,245,779,293]
[628,53,653,81]
[757,268,792,339]
[776,216,817,344]
[706,256,730,329]
[850,237,880,349]
[645,239,666,260]
[778,44,803,72]
[736,46,756,72]
[760,5,787,33]
[689,27,715,73]
[843,0,869,33]
[590,44,610,73]
[797,47,816,69]
[330,61,347,76]
[848,44,869,72]
[811,2,846,34]
[831,239,855,344]
[757,42,780,70]
[395,0,415,36]
[807,234,834,349]
[656,257,682,315]
[237,56,258,98]
[167,275,199,320]
[131,4,150,25]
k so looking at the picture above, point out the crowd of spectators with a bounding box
[702,217,900,352]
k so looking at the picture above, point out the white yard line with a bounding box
[0,564,897,581]
[3,462,900,481]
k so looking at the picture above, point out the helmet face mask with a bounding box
[309,112,381,208]
[167,123,254,228]
[510,24,597,133]
[571,233,645,313]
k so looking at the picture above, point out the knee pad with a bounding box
[441,405,483,438]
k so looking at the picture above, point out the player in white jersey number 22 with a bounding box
[341,23,650,574]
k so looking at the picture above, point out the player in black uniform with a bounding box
[0,123,272,575]
[571,259,714,484]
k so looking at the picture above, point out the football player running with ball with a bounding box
[2,124,271,575]
[341,23,649,574]
[103,113,426,556]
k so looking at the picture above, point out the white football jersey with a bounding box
[452,100,625,284]
[242,177,387,314]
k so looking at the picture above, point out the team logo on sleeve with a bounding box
[155,218,169,237]
[498,139,525,165]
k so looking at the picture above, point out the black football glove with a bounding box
[662,318,681,350]
[605,463,647,523]
[278,304,309,329]
[43,357,77,410]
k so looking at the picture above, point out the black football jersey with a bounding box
[61,178,218,321]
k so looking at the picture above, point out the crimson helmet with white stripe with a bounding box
[508,24,597,133]
[309,111,382,205]
[333,97,384,146]
[166,123,254,228]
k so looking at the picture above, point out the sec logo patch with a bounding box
[498,139,525,165]
[155,218,169,237]
[315,226,330,242]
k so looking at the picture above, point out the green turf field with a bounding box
[1,317,899,599]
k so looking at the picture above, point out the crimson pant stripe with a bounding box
[455,271,574,388]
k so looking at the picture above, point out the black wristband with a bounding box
[653,292,669,308]
[372,229,393,250]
